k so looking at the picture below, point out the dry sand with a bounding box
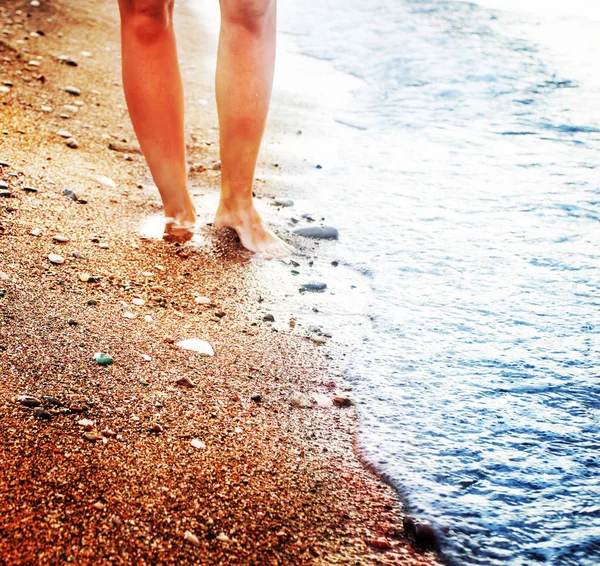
[0,1,443,564]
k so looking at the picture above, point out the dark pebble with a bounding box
[0,160,9,167]
[43,396,62,406]
[33,407,51,420]
[63,188,78,201]
[415,523,440,551]
[293,226,339,240]
[273,198,294,207]
[263,314,275,322]
[300,282,327,292]
[67,318,78,326]
[17,395,42,408]
[65,86,81,96]
[315,164,322,169]
[331,260,339,267]
[0,181,9,189]
[87,299,98,306]
[0,190,10,198]
[22,186,37,193]
[251,394,262,403]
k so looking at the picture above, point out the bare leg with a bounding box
[214,0,293,258]
[117,0,196,232]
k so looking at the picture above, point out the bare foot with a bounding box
[214,201,294,259]
[163,207,196,244]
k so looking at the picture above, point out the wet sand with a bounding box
[0,1,441,564]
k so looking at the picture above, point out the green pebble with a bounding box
[95,354,113,366]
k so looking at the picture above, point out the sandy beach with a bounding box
[0,1,441,564]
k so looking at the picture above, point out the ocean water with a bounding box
[274,1,600,564]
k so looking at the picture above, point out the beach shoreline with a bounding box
[0,1,441,564]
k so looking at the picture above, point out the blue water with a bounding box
[277,1,600,564]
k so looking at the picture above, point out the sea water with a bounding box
[274,0,600,564]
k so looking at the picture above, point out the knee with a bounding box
[120,0,174,43]
[221,0,274,34]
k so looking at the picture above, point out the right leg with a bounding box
[117,0,195,228]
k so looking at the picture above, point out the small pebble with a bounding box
[333,396,353,407]
[96,176,116,188]
[94,353,113,366]
[87,299,98,306]
[65,86,81,96]
[98,243,109,249]
[83,431,103,442]
[48,254,65,265]
[176,376,195,388]
[65,138,79,149]
[300,282,327,292]
[263,314,275,322]
[22,186,37,193]
[17,395,41,408]
[63,188,78,201]
[190,438,206,450]
[251,394,262,403]
[184,531,200,546]
[217,533,230,542]
[77,418,95,427]
[132,298,145,306]
[175,338,214,357]
[53,234,69,243]
[57,130,73,139]
[273,198,294,207]
[194,296,210,305]
[33,407,51,420]
[30,228,41,237]
[293,226,339,240]
[150,423,163,433]
[290,392,312,408]
[42,396,62,406]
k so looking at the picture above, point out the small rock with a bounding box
[123,312,135,319]
[83,431,103,442]
[312,336,327,344]
[216,533,230,542]
[30,228,41,237]
[33,407,51,420]
[251,394,262,403]
[300,282,327,292]
[333,396,353,407]
[65,86,81,96]
[263,314,275,322]
[96,176,116,188]
[132,298,145,306]
[67,318,78,326]
[65,138,79,149]
[190,438,206,450]
[87,299,98,306]
[184,531,200,546]
[194,296,211,305]
[93,502,105,510]
[77,418,95,427]
[176,376,195,388]
[63,188,78,201]
[48,254,65,265]
[0,272,8,281]
[0,190,11,198]
[53,234,69,243]
[175,338,214,357]
[98,243,109,249]
[293,226,339,240]
[368,538,393,551]
[414,523,440,550]
[273,198,294,207]
[63,105,78,113]
[23,186,37,193]
[17,395,42,408]
[43,396,62,406]
[57,130,72,138]
[141,354,151,361]
[94,353,113,366]
[290,392,312,408]
[101,428,117,438]
[150,423,163,433]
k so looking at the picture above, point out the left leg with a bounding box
[213,0,293,257]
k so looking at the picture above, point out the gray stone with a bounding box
[17,395,42,408]
[33,407,51,420]
[65,86,81,96]
[273,198,294,207]
[293,226,339,240]
[300,282,327,292]
[65,138,79,149]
